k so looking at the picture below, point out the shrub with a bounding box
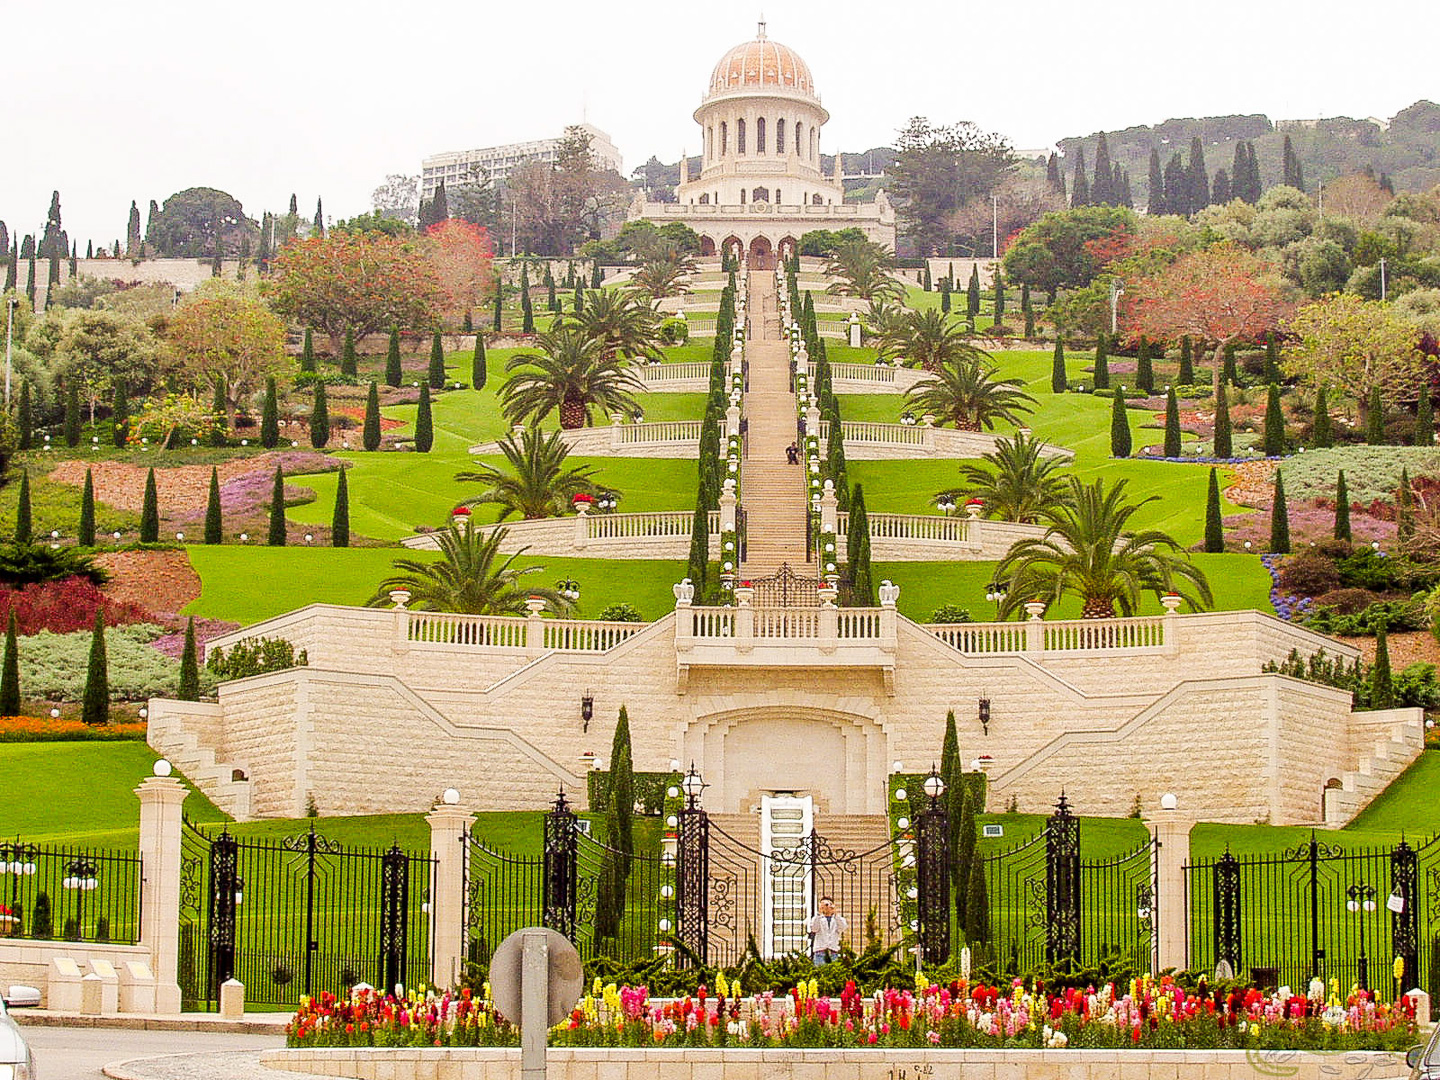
[205,636,308,681]
[1277,552,1340,597]
[1278,446,1440,505]
[1304,596,1428,635]
[595,603,643,623]
[659,318,689,344]
[0,576,150,635]
[930,604,975,623]
[1311,587,1381,615]
[1336,548,1404,591]
[292,372,360,388]
[18,623,216,701]
[0,545,108,586]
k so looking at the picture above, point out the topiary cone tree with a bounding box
[1092,332,1109,390]
[140,467,159,543]
[414,384,434,453]
[1334,470,1351,542]
[472,334,487,391]
[1204,467,1225,552]
[1051,338,1067,393]
[332,467,350,548]
[1263,383,1285,456]
[178,616,200,701]
[310,382,329,448]
[1163,388,1182,458]
[1269,469,1290,554]
[363,382,381,451]
[78,468,96,546]
[268,466,287,546]
[1110,386,1132,458]
[341,327,358,377]
[81,609,109,726]
[385,327,402,388]
[260,377,279,448]
[1312,385,1333,449]
[0,610,21,716]
[428,331,445,389]
[1213,383,1233,459]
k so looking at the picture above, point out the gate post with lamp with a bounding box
[426,788,474,991]
[915,766,950,965]
[542,790,579,940]
[135,759,189,1013]
[1145,792,1190,973]
[675,765,710,965]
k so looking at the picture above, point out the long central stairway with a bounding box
[739,272,809,577]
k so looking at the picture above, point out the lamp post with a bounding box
[556,577,580,603]
[1109,280,1125,335]
[63,857,99,940]
[1346,882,1378,989]
[675,763,710,965]
[0,842,38,932]
[985,579,1008,620]
[916,764,950,965]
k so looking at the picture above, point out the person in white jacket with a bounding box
[807,896,847,964]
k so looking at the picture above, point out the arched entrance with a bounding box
[747,236,774,270]
[699,235,717,257]
[778,236,798,263]
[722,235,744,263]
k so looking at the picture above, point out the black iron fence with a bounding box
[179,819,434,1010]
[1185,832,1440,1007]
[0,839,141,944]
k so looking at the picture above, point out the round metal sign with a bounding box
[488,927,583,1027]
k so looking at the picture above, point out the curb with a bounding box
[16,1010,289,1034]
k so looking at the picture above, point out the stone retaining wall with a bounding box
[262,1046,1411,1080]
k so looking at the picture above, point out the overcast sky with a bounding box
[6,0,1436,247]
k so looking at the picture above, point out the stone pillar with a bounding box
[965,503,982,550]
[135,772,189,1014]
[427,800,476,992]
[574,502,590,550]
[1024,601,1046,653]
[608,412,624,450]
[726,404,740,438]
[819,481,838,534]
[734,587,754,653]
[818,587,838,652]
[525,597,546,655]
[1161,593,1182,648]
[719,486,737,534]
[878,581,900,656]
[1146,814,1194,973]
[806,404,821,441]
[848,313,861,348]
[673,580,695,654]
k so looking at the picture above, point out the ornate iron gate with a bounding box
[750,564,821,607]
[193,823,435,1008]
[1185,831,1440,1009]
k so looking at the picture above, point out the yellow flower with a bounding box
[808,979,819,1000]
[1250,1022,1260,1037]
[916,973,929,994]
[1394,956,1406,981]
[593,976,603,996]
[717,972,730,998]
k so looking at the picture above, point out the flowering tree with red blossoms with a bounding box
[264,232,442,351]
[422,220,493,325]
[1124,243,1295,395]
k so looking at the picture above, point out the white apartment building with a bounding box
[421,123,623,197]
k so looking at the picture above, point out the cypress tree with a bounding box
[300,329,316,373]
[1334,471,1351,542]
[140,468,159,542]
[363,382,381,451]
[955,781,977,929]
[1222,344,1239,387]
[1147,149,1166,214]
[1213,383,1233,458]
[268,466,286,546]
[1110,386,1132,457]
[314,197,325,236]
[492,287,503,332]
[1070,148,1090,207]
[332,467,350,547]
[1416,389,1434,446]
[205,467,222,544]
[0,611,19,717]
[1263,335,1282,383]
[1369,623,1394,709]
[610,705,635,862]
[112,381,130,447]
[686,500,709,596]
[1178,336,1195,386]
[178,617,199,701]
[964,845,990,947]
[966,264,981,320]
[81,609,108,726]
[1263,384,1285,456]
[260,377,279,448]
[385,327,402,388]
[17,382,31,450]
[472,335,487,391]
[1046,152,1066,198]
[14,471,31,544]
[210,378,228,446]
[1092,332,1110,389]
[1092,133,1115,205]
[1312,385,1333,448]
[992,270,1005,323]
[521,293,534,334]
[1021,283,1034,337]
[939,710,960,889]
[1164,387,1182,457]
[462,310,472,333]
[1051,338,1067,393]
[1188,136,1210,210]
[939,279,951,313]
[1269,469,1290,554]
[1366,386,1385,444]
[546,277,557,311]
[309,382,329,448]
[428,331,446,389]
[414,384,434,452]
[1135,336,1154,393]
[340,328,357,377]
[1398,467,1415,541]
[64,381,81,446]
[848,484,874,604]
[1204,467,1224,552]
[78,468,95,546]
[591,261,603,289]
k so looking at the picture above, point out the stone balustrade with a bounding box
[926,614,1170,656]
[815,419,1072,460]
[400,509,725,558]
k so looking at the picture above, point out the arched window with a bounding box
[752,187,769,202]
[720,122,728,156]
[740,188,747,205]
[776,119,786,154]
[737,118,746,154]
[775,188,782,203]
[757,117,766,153]
[698,193,710,204]
[707,126,714,160]
[812,194,824,205]
[811,127,818,160]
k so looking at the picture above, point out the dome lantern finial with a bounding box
[757,14,767,39]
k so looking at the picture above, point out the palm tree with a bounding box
[942,432,1071,524]
[996,476,1213,619]
[630,244,698,301]
[905,356,1036,431]
[502,326,643,429]
[878,308,982,372]
[825,238,904,303]
[455,425,597,520]
[367,521,573,615]
[566,287,664,362]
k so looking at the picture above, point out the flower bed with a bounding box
[0,716,147,741]
[287,975,1417,1053]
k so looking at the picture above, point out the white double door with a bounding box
[760,793,813,957]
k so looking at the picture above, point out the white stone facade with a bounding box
[146,603,1423,830]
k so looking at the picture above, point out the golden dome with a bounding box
[708,22,815,97]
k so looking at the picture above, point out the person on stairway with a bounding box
[786,442,798,465]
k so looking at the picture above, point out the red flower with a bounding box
[451,505,472,516]
[572,493,595,503]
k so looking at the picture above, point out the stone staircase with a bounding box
[1326,714,1427,825]
[146,710,253,820]
[740,273,809,577]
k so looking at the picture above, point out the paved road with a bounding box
[24,1026,284,1080]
